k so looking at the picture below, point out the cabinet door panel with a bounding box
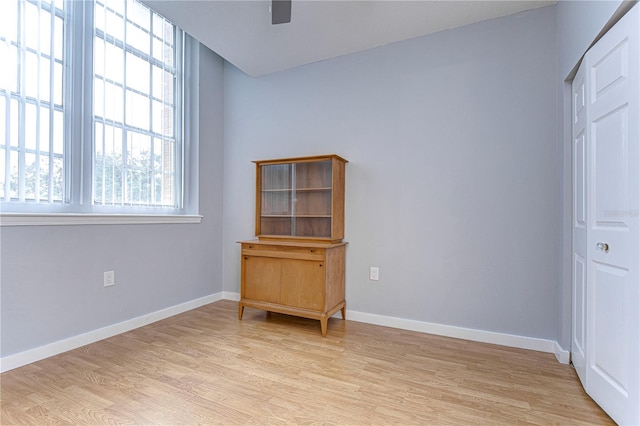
[243,257,281,303]
[280,259,325,311]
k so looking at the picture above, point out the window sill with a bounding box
[0,213,203,226]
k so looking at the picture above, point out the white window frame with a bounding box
[0,0,201,225]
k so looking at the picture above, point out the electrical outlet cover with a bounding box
[369,267,379,281]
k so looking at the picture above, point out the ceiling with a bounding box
[142,0,555,77]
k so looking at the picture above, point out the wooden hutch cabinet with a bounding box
[238,154,347,337]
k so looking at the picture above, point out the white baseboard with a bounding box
[554,341,571,364]
[0,292,224,373]
[229,294,569,361]
[345,309,569,363]
[222,291,240,301]
[1,292,570,373]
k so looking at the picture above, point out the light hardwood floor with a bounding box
[1,300,613,425]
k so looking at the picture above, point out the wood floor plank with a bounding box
[1,300,613,425]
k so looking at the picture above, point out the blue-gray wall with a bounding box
[0,45,225,357]
[223,5,559,339]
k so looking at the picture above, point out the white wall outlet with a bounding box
[104,270,115,287]
[369,266,379,281]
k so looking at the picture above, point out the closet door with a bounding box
[579,5,640,424]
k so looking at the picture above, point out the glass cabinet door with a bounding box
[260,163,294,236]
[293,160,332,238]
[259,159,333,238]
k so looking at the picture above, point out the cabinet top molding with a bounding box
[237,239,348,248]
[253,154,348,165]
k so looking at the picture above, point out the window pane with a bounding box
[94,37,105,78]
[127,131,150,166]
[0,149,5,198]
[0,98,5,144]
[95,121,103,157]
[163,25,174,49]
[152,101,173,136]
[25,2,39,51]
[10,99,18,147]
[151,100,162,134]
[110,0,125,16]
[0,98,5,200]
[0,44,10,91]
[0,0,18,43]
[53,61,63,106]
[94,78,104,118]
[25,102,37,151]
[39,155,49,200]
[25,51,38,99]
[152,37,163,63]
[127,0,150,30]
[94,123,124,205]
[40,106,50,153]
[163,70,173,104]
[40,57,51,103]
[159,173,173,205]
[152,14,163,38]
[0,46,11,95]
[104,81,124,123]
[125,90,149,130]
[54,16,64,60]
[152,66,173,101]
[94,1,105,32]
[105,43,124,84]
[9,150,18,198]
[8,46,18,94]
[125,52,149,94]
[126,21,150,55]
[95,3,125,42]
[40,7,51,56]
[53,110,63,153]
[24,152,36,200]
[52,156,62,200]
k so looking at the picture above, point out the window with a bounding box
[93,0,181,208]
[0,0,65,204]
[0,0,195,217]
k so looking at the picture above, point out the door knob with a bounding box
[596,242,609,253]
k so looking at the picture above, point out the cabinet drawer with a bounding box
[242,243,325,261]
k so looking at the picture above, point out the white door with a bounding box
[571,59,588,387]
[580,5,640,425]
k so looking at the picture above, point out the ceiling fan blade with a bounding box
[272,0,291,25]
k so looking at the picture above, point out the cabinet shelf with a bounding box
[296,187,332,191]
[261,214,332,218]
[262,187,332,192]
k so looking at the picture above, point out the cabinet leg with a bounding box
[320,315,328,338]
[341,303,346,320]
[238,303,244,320]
